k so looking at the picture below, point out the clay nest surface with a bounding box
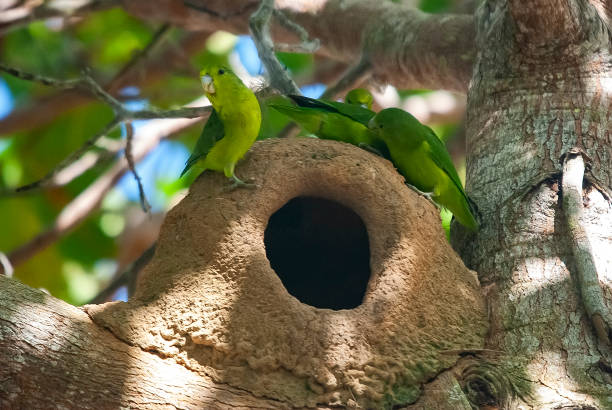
[86,138,487,408]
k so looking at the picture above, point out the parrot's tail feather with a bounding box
[180,156,199,177]
[288,95,338,113]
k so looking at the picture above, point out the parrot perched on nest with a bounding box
[181,65,261,189]
[369,107,478,230]
[267,90,387,156]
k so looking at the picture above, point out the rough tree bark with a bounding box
[1,0,612,408]
[456,0,612,407]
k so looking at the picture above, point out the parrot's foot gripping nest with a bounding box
[225,175,257,191]
[405,183,440,209]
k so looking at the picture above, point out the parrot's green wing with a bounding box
[267,96,324,132]
[180,108,225,177]
[268,94,387,157]
[421,125,470,202]
[288,95,375,125]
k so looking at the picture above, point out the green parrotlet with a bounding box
[181,65,261,188]
[369,108,478,230]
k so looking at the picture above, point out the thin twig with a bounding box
[0,64,211,120]
[0,64,123,113]
[273,42,320,54]
[272,9,319,53]
[561,148,612,345]
[321,56,372,100]
[0,63,81,88]
[249,0,301,95]
[124,122,151,213]
[86,244,156,305]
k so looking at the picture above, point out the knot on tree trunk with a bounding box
[86,138,487,408]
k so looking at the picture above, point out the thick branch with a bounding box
[124,0,476,92]
[0,275,289,409]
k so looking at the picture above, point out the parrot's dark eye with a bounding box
[218,69,225,75]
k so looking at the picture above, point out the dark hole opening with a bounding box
[264,196,371,310]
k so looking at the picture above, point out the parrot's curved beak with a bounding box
[201,75,215,94]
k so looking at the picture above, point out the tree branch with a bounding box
[124,122,151,213]
[125,0,476,92]
[248,0,301,95]
[0,252,13,278]
[561,148,612,346]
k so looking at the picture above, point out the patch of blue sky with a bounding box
[122,98,149,130]
[301,83,326,99]
[119,86,140,98]
[235,35,263,76]
[116,140,189,212]
[0,78,14,120]
[111,286,128,302]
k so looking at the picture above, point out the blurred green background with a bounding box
[0,0,465,305]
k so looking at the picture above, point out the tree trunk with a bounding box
[456,0,612,407]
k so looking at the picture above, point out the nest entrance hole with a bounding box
[264,196,371,310]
